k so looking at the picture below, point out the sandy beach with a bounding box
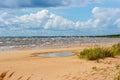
[0,45,120,80]
[0,0,120,79]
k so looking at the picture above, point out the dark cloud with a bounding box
[0,0,101,8]
[0,0,65,8]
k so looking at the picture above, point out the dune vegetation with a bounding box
[79,43,120,60]
[112,43,120,55]
[0,71,32,80]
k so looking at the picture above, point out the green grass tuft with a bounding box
[79,48,114,60]
[112,43,120,55]
[79,43,120,60]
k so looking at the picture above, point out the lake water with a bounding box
[38,52,75,57]
[0,37,120,52]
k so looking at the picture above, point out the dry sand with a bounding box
[0,45,120,80]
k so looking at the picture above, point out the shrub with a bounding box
[79,48,114,60]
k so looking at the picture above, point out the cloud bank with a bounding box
[0,0,101,8]
[0,7,120,36]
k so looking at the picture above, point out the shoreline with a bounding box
[0,42,116,53]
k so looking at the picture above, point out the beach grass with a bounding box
[115,71,120,80]
[79,48,114,60]
[111,43,120,55]
[114,65,120,80]
[0,71,32,80]
[79,43,120,60]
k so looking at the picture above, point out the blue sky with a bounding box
[0,0,120,36]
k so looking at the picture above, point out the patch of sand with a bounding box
[0,45,120,80]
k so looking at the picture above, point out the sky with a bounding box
[0,0,120,36]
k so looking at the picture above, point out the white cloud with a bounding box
[92,7,120,19]
[44,14,75,30]
[10,9,75,30]
[92,7,120,28]
[58,0,102,7]
[0,7,120,32]
[114,19,120,28]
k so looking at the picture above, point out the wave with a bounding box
[0,37,120,52]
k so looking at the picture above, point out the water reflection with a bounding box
[38,52,75,57]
